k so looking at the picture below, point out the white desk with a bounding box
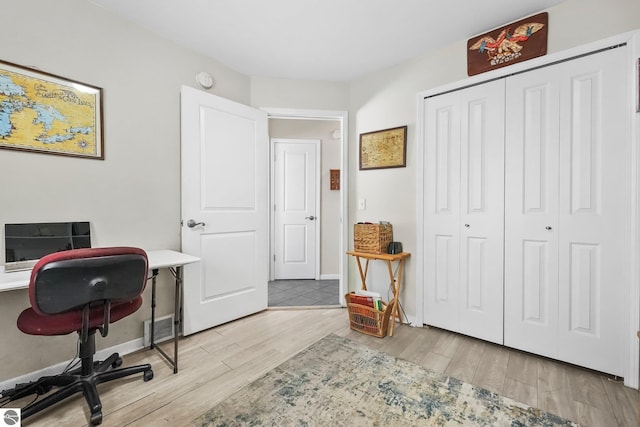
[145,250,199,374]
[0,265,31,292]
[0,249,200,373]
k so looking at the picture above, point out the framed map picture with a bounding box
[0,60,103,159]
[359,126,407,170]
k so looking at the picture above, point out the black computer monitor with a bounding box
[4,222,91,268]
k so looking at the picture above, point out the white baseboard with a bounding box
[319,274,339,280]
[0,337,145,394]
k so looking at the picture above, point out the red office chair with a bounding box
[0,247,154,425]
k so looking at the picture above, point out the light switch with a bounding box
[358,199,366,210]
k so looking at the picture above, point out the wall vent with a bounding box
[143,314,175,347]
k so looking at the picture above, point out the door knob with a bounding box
[464,224,470,228]
[186,219,206,228]
[305,216,316,220]
[545,226,552,230]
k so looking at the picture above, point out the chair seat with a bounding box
[17,297,143,336]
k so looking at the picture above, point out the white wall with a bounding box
[347,0,640,320]
[251,76,350,110]
[0,0,250,378]
[268,119,341,277]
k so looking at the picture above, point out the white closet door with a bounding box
[505,46,628,375]
[424,79,505,343]
[504,67,561,358]
[424,90,462,331]
[458,80,505,344]
[557,47,627,376]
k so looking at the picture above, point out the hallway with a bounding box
[268,279,339,307]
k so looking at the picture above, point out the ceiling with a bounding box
[89,0,566,82]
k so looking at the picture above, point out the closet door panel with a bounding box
[504,68,560,358]
[424,91,462,331]
[558,47,627,375]
[458,80,505,344]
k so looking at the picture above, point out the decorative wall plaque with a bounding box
[330,169,340,190]
[467,12,548,76]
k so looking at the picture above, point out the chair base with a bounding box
[2,352,153,426]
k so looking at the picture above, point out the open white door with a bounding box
[180,85,268,336]
[273,139,320,280]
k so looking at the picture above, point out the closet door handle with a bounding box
[464,224,470,228]
[545,226,552,230]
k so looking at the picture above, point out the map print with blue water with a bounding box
[0,67,98,156]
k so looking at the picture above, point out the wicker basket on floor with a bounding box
[345,292,393,338]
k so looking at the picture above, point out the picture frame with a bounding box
[359,125,407,170]
[330,169,340,190]
[0,59,104,159]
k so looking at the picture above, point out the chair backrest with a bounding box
[29,247,148,316]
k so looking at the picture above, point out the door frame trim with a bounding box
[270,137,321,280]
[416,30,640,388]
[262,108,348,306]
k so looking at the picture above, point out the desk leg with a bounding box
[172,266,182,373]
[150,269,159,350]
[149,267,182,374]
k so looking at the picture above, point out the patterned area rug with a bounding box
[190,334,578,426]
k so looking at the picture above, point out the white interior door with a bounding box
[457,79,505,344]
[180,85,268,336]
[504,65,561,359]
[423,78,505,344]
[423,89,462,332]
[505,46,628,375]
[273,139,319,280]
[556,47,627,375]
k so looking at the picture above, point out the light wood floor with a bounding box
[15,308,638,426]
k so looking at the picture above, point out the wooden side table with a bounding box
[347,250,410,336]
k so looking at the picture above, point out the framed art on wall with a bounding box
[330,169,340,190]
[467,12,548,76]
[359,125,407,170]
[0,60,104,159]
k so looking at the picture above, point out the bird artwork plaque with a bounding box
[467,12,548,76]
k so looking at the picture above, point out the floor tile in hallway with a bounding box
[268,279,339,307]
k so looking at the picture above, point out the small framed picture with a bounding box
[359,126,407,170]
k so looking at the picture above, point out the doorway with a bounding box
[265,109,348,308]
[272,138,320,280]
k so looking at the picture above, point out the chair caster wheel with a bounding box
[39,383,53,395]
[112,357,123,368]
[90,411,103,425]
[144,370,154,382]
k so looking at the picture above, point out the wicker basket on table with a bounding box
[353,223,393,254]
[345,292,393,338]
